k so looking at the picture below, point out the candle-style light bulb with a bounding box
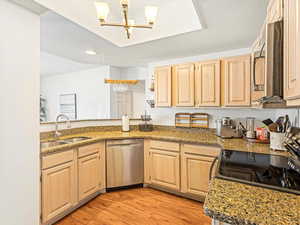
[145,6,158,25]
[94,1,110,23]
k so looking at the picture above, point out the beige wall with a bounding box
[0,1,40,224]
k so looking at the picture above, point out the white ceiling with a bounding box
[36,0,202,47]
[9,0,47,14]
[40,0,268,67]
[41,52,99,76]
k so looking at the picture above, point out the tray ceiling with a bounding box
[36,0,202,47]
[40,0,269,67]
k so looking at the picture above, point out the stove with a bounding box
[216,150,300,195]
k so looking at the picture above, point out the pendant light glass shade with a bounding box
[95,1,110,22]
[145,6,158,24]
[120,0,129,7]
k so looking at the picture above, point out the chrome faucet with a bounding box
[55,114,71,139]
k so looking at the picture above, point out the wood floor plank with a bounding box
[55,188,211,225]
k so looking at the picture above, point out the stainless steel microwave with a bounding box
[254,20,284,103]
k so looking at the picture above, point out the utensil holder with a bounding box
[270,132,286,151]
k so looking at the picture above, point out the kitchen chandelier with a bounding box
[94,0,158,39]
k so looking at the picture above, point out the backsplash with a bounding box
[276,108,300,127]
[146,107,297,128]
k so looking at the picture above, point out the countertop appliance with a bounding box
[215,117,241,139]
[106,139,144,189]
[216,150,300,195]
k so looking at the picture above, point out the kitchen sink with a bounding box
[61,136,91,143]
[40,137,91,149]
[40,140,69,149]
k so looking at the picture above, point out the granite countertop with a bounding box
[41,127,298,224]
[40,128,285,156]
[204,178,300,225]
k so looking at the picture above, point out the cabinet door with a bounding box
[223,55,251,106]
[78,152,101,201]
[284,0,300,105]
[195,60,221,107]
[155,66,172,107]
[173,63,195,106]
[181,154,215,196]
[42,161,76,223]
[149,149,180,190]
[267,0,283,23]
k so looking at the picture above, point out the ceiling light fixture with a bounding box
[94,0,158,39]
[85,50,97,55]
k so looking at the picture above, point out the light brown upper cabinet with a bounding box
[155,66,172,107]
[195,60,221,107]
[222,55,251,107]
[284,0,300,106]
[173,63,195,107]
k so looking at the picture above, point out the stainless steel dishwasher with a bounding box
[106,139,144,188]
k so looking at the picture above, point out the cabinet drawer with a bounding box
[78,143,102,158]
[150,140,180,152]
[182,144,220,157]
[42,150,74,170]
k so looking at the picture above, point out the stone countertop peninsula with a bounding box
[40,126,286,156]
[204,178,300,225]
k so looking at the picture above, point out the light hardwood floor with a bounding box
[55,187,211,225]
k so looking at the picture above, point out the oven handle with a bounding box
[209,157,219,181]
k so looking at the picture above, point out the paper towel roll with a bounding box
[122,115,130,132]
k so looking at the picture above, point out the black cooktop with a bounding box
[216,150,300,195]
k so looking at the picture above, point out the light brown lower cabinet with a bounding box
[146,140,220,198]
[42,139,220,224]
[149,149,180,191]
[181,144,219,197]
[78,143,105,201]
[41,142,106,224]
[41,150,77,223]
[78,153,101,201]
[148,140,180,191]
[181,153,216,196]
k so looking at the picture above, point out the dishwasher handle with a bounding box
[107,143,141,147]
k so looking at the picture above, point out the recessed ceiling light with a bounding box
[85,50,97,55]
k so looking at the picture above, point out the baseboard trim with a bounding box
[148,184,206,202]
